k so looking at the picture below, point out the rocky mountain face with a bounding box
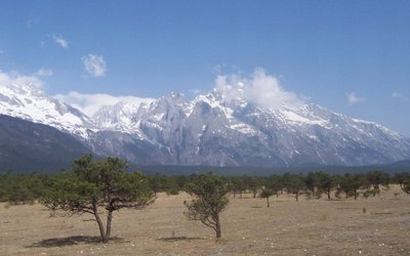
[89,91,410,167]
[0,79,409,170]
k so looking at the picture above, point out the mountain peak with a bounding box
[0,80,409,168]
[0,77,95,138]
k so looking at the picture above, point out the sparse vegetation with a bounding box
[1,156,409,249]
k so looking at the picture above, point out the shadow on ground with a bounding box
[157,236,203,242]
[28,236,124,248]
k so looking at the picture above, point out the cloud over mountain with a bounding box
[0,68,409,169]
[215,68,303,110]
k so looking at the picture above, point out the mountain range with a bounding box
[0,77,409,172]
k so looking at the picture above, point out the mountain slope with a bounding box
[0,77,409,170]
[90,90,410,167]
[0,115,91,172]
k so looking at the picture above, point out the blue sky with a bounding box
[0,0,409,135]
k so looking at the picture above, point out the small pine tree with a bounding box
[184,174,230,239]
[41,155,155,243]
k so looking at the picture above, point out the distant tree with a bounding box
[41,155,154,243]
[184,174,230,239]
[305,172,321,198]
[0,173,46,204]
[163,176,180,195]
[339,173,366,200]
[175,175,188,190]
[366,171,390,197]
[398,173,410,194]
[267,175,283,197]
[393,172,409,186]
[230,176,247,198]
[285,174,306,201]
[260,188,274,207]
[317,172,336,200]
[247,176,262,198]
[148,173,163,196]
[148,174,190,196]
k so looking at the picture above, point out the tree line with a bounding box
[1,155,410,242]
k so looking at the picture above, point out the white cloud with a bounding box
[0,69,44,90]
[55,91,153,116]
[215,68,303,109]
[34,68,53,77]
[82,54,107,78]
[346,92,365,105]
[0,50,5,55]
[52,34,69,49]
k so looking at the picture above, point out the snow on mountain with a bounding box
[0,72,95,138]
[0,70,409,168]
[93,98,154,136]
[87,88,410,167]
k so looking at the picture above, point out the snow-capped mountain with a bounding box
[0,77,409,169]
[0,76,95,138]
[89,89,410,167]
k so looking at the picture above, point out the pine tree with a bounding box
[41,155,154,243]
[184,174,230,239]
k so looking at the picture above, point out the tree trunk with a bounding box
[327,187,331,200]
[253,191,257,198]
[354,189,358,200]
[215,214,222,239]
[296,191,299,202]
[266,197,270,208]
[105,210,113,240]
[92,204,107,243]
[373,185,378,197]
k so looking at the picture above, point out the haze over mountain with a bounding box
[0,69,409,171]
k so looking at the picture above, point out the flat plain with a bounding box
[1,186,410,256]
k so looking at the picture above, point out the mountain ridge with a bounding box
[0,77,409,170]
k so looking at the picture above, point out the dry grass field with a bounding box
[1,185,410,256]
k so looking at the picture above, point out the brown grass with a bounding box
[1,185,410,255]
